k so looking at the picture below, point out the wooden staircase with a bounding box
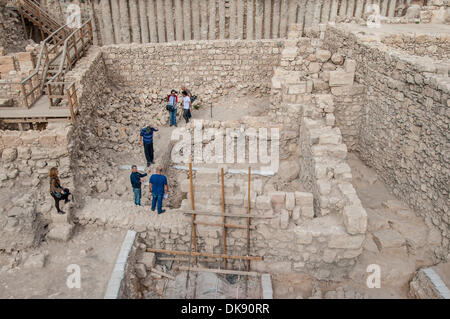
[17,0,69,41]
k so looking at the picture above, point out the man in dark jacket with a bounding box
[140,124,159,167]
[130,165,148,206]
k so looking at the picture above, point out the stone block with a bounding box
[135,263,147,278]
[280,209,289,229]
[2,148,17,162]
[343,204,367,235]
[294,228,313,244]
[315,49,332,62]
[47,223,73,242]
[256,195,271,210]
[329,71,354,87]
[270,191,286,209]
[344,59,357,73]
[24,252,46,268]
[372,229,405,250]
[285,192,295,210]
[138,252,156,269]
[328,233,364,249]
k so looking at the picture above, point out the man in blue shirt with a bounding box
[140,125,159,167]
[130,165,149,206]
[149,166,168,214]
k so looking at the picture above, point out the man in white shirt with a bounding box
[182,90,192,124]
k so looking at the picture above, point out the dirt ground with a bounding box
[0,226,126,298]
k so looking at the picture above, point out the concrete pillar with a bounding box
[272,0,280,38]
[297,0,306,34]
[388,0,397,17]
[175,0,183,41]
[208,0,216,40]
[280,0,288,38]
[339,0,347,16]
[100,0,114,45]
[304,0,314,27]
[110,0,122,44]
[263,0,271,39]
[347,0,355,17]
[156,0,165,42]
[218,0,225,39]
[381,0,389,16]
[247,0,254,40]
[229,0,237,39]
[354,0,364,18]
[288,0,298,27]
[201,1,208,40]
[148,0,158,42]
[119,0,130,43]
[183,0,191,40]
[255,0,263,39]
[364,0,372,17]
[138,0,149,43]
[313,0,322,25]
[192,0,200,40]
[165,0,175,41]
[129,0,141,43]
[321,0,331,22]
[329,0,338,21]
[237,0,245,39]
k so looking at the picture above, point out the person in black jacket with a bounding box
[130,165,149,206]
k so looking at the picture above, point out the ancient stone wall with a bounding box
[39,0,412,46]
[64,47,111,201]
[381,33,450,60]
[323,25,449,258]
[0,123,73,250]
[101,39,282,105]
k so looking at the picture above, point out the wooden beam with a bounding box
[157,257,220,263]
[221,167,226,269]
[176,266,259,277]
[146,248,263,261]
[189,161,198,265]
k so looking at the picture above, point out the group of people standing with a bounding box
[48,87,197,216]
[166,86,195,127]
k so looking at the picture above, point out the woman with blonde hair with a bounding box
[49,167,71,214]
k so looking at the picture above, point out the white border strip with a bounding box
[104,230,137,299]
[422,268,450,299]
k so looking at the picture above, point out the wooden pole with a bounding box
[246,166,251,280]
[189,161,197,265]
[146,248,263,261]
[67,87,75,124]
[221,167,226,269]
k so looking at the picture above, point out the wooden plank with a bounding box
[147,248,263,261]
[189,161,197,265]
[221,167,226,269]
[157,257,220,263]
[176,266,259,277]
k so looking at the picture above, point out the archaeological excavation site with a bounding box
[0,0,449,301]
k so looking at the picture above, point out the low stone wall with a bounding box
[0,123,73,250]
[381,33,450,60]
[101,39,282,105]
[323,25,449,258]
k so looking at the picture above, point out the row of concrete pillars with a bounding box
[97,0,403,45]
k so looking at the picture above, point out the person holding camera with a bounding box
[166,89,178,127]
